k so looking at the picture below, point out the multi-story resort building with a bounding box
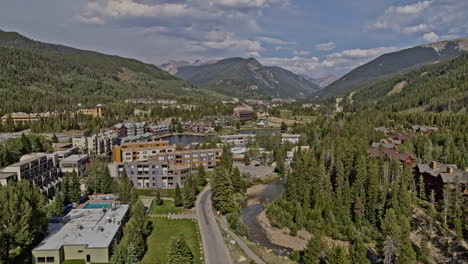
[0,153,60,197]
[110,161,191,188]
[1,112,58,125]
[60,155,90,178]
[32,203,129,264]
[112,141,222,169]
[221,133,301,146]
[233,106,254,122]
[149,124,171,137]
[77,104,105,118]
[111,122,150,138]
[180,121,214,133]
[72,130,119,156]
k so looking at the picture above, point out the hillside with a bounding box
[175,57,320,98]
[0,30,213,114]
[319,37,468,97]
[347,53,468,113]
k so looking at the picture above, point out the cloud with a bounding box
[315,41,336,51]
[74,15,105,25]
[401,24,431,34]
[257,36,294,45]
[422,32,439,42]
[369,0,468,37]
[292,50,310,56]
[259,46,398,77]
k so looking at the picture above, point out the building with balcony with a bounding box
[60,155,90,178]
[111,162,191,188]
[0,154,60,197]
[73,130,119,156]
[180,121,214,134]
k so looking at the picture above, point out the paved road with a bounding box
[196,186,232,264]
[220,216,266,264]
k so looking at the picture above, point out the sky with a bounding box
[1,0,467,78]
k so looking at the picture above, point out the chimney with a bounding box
[430,161,437,169]
[447,167,454,174]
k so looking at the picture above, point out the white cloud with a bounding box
[369,0,468,37]
[401,24,431,34]
[315,41,336,51]
[74,15,105,25]
[257,36,294,45]
[422,32,439,42]
[259,46,398,77]
[214,0,288,9]
[292,50,310,56]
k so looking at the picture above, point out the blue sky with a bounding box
[1,0,467,78]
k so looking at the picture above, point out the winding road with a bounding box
[196,186,232,264]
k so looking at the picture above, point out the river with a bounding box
[240,179,291,255]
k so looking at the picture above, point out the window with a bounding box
[46,257,55,263]
[87,255,91,262]
[37,257,46,263]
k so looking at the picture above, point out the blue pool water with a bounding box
[83,202,111,209]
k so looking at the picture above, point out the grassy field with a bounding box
[142,218,203,264]
[149,200,194,215]
[137,188,175,198]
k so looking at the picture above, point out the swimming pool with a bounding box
[83,202,111,209]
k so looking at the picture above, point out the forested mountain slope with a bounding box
[175,57,320,98]
[320,37,468,97]
[0,30,212,114]
[346,53,468,113]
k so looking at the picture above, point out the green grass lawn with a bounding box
[149,200,189,215]
[137,188,175,198]
[142,218,203,264]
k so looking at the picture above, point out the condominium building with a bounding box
[1,112,58,125]
[111,162,191,188]
[0,154,60,197]
[77,104,104,118]
[32,204,128,264]
[180,121,214,134]
[112,141,222,169]
[281,134,301,144]
[220,134,255,146]
[111,122,150,138]
[233,106,254,122]
[60,155,90,178]
[73,130,119,156]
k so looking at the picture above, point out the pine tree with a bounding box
[418,235,431,264]
[418,175,426,200]
[350,239,370,264]
[68,170,81,203]
[118,170,132,203]
[110,242,125,264]
[51,133,59,143]
[174,184,183,207]
[325,246,350,264]
[211,168,235,214]
[126,243,141,264]
[303,231,327,264]
[182,177,196,208]
[168,236,194,264]
[197,166,207,187]
[231,166,243,193]
[52,191,64,216]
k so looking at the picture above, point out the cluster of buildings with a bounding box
[1,105,105,125]
[110,122,171,139]
[180,120,214,134]
[124,98,177,105]
[0,147,89,197]
[220,133,301,146]
[369,126,467,200]
[72,130,119,156]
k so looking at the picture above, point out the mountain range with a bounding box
[166,57,321,98]
[320,37,468,97]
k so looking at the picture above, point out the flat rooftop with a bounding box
[33,204,128,251]
[61,154,89,163]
